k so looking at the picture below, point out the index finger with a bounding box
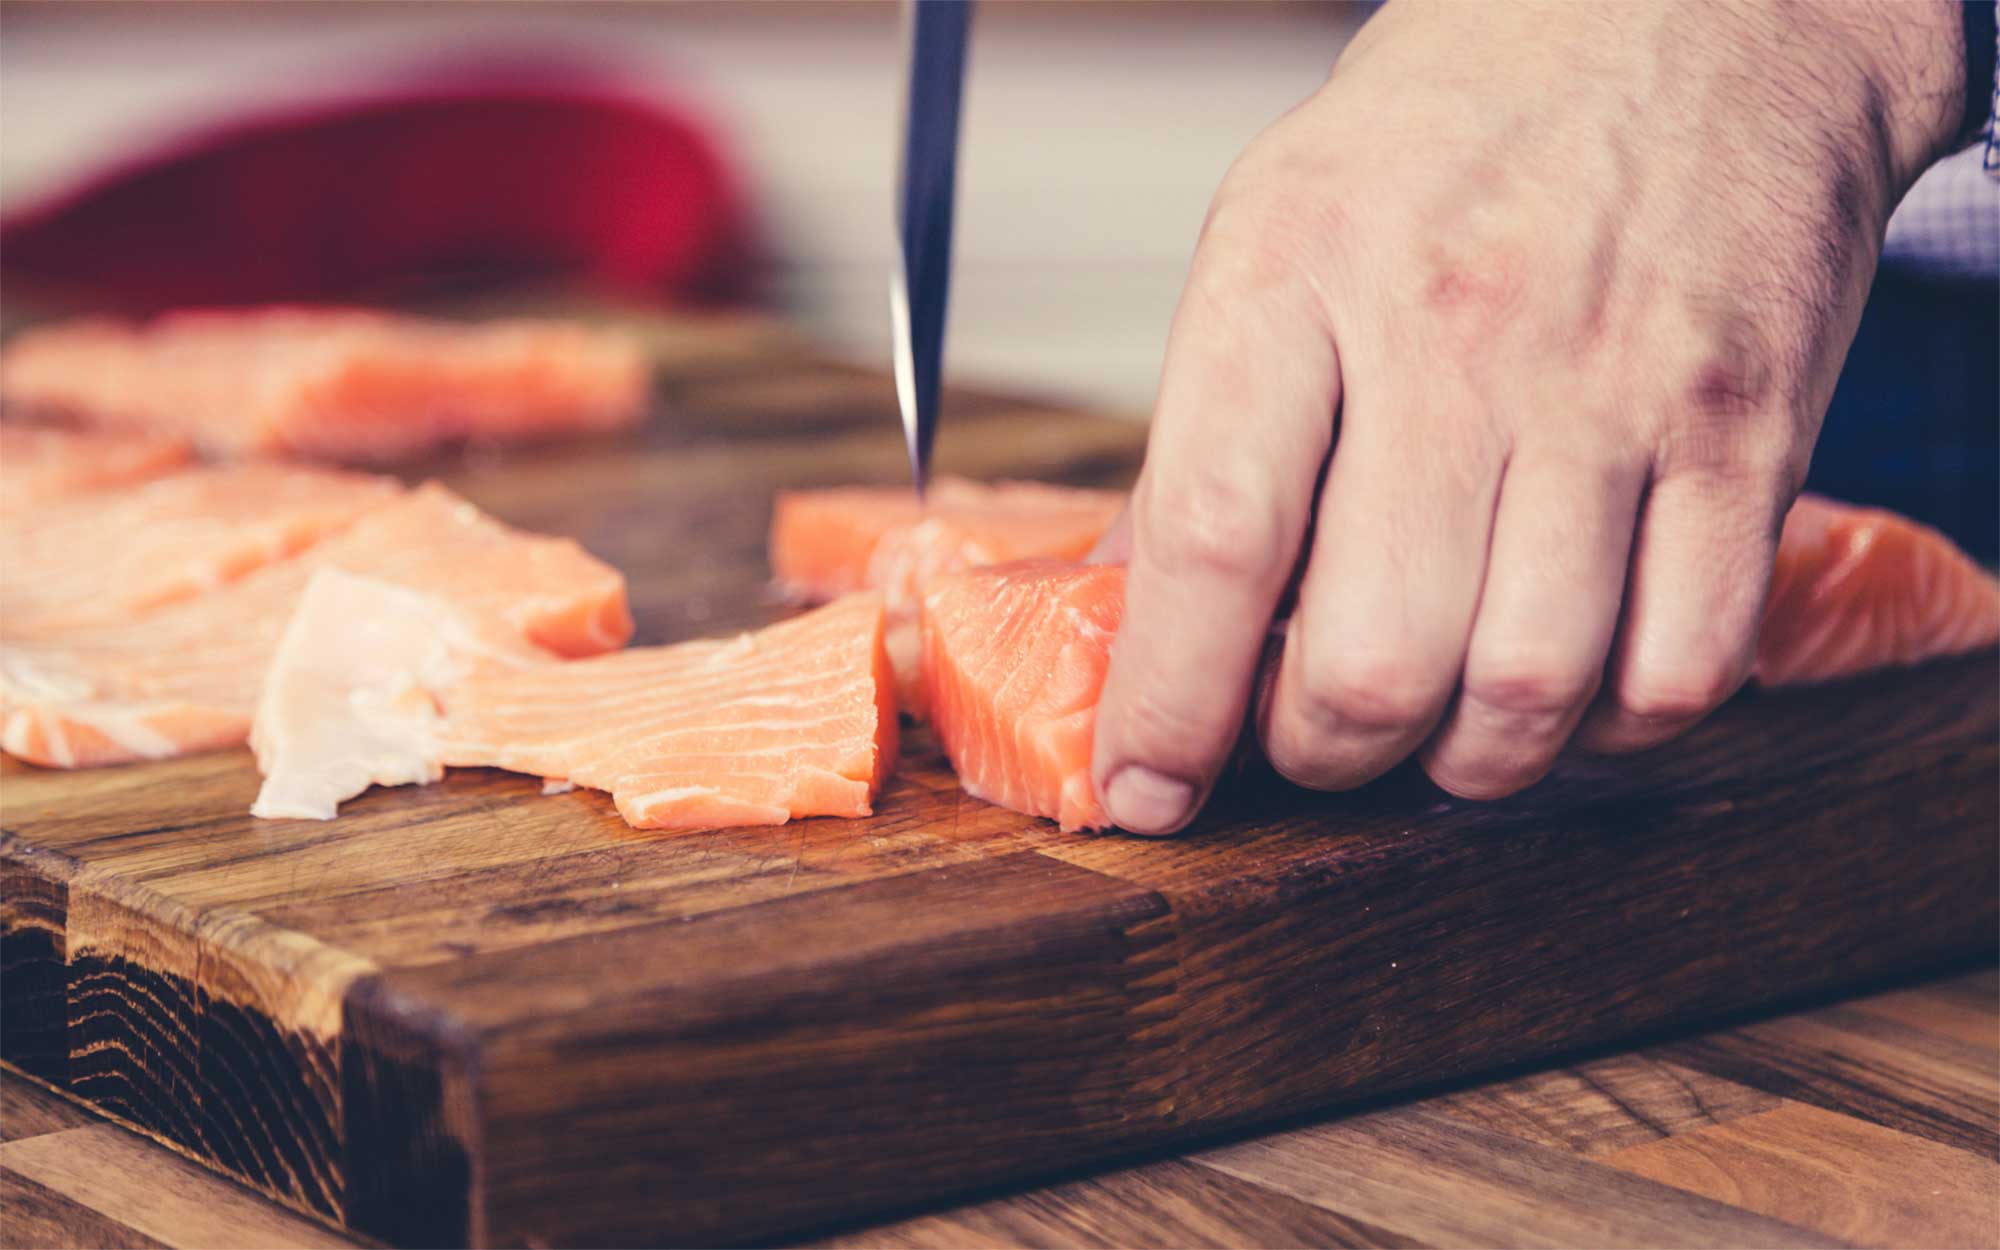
[1091,216,1340,834]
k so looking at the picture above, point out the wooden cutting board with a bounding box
[2,313,1994,1248]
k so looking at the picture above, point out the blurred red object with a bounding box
[0,86,756,310]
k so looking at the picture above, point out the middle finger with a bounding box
[1418,445,1646,798]
[1260,384,1503,790]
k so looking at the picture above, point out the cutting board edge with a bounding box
[335,848,1178,1248]
[324,731,1996,1246]
[0,832,375,1221]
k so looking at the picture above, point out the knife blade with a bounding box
[890,0,971,497]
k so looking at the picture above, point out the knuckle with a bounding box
[1614,657,1745,725]
[1191,233,1304,310]
[1682,349,1776,427]
[1654,305,1814,493]
[1667,427,1796,483]
[1423,753,1545,803]
[1297,649,1444,732]
[1259,737,1324,790]
[1140,470,1288,585]
[1463,653,1599,721]
[1655,429,1802,522]
[1258,708,1364,792]
[1192,183,1335,308]
[1669,303,1784,423]
[1263,741,1347,793]
[1417,239,1528,333]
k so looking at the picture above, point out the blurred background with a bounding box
[1,0,1991,553]
[0,1,1363,414]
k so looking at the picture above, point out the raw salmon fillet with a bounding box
[1756,494,2000,685]
[1,484,630,768]
[922,497,1997,830]
[254,588,897,828]
[2,463,400,633]
[770,477,1124,611]
[922,561,1122,832]
[0,424,192,509]
[0,308,649,462]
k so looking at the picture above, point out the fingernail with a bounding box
[1103,766,1196,835]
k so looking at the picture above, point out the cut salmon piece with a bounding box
[922,561,1122,832]
[771,477,1124,716]
[2,463,401,633]
[436,593,897,828]
[770,477,1124,612]
[254,589,897,828]
[1756,494,2000,686]
[0,308,650,462]
[0,424,192,509]
[1,484,630,768]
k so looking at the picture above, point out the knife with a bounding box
[890,0,972,497]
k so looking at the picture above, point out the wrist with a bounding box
[1830,0,1967,191]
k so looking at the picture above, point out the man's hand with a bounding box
[1090,0,1965,834]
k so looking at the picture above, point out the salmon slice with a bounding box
[0,308,649,462]
[1756,493,2000,685]
[250,569,551,820]
[0,424,192,509]
[1,484,630,768]
[770,477,1125,611]
[922,561,1122,832]
[254,589,897,828]
[436,593,897,828]
[770,477,1124,715]
[2,463,401,633]
[923,497,1997,830]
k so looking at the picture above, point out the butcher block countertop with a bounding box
[1,311,1995,1248]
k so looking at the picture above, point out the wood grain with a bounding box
[373,853,1175,1247]
[0,855,68,1084]
[5,967,1997,1250]
[1851,981,2000,1051]
[814,1158,1423,1250]
[0,1126,355,1250]
[1193,1108,1835,1249]
[63,893,207,1156]
[0,1167,172,1250]
[1426,1055,1781,1157]
[0,1077,96,1142]
[1,310,1994,1246]
[1606,1102,2000,1248]
[1038,681,1999,1133]
[1661,1005,2000,1157]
